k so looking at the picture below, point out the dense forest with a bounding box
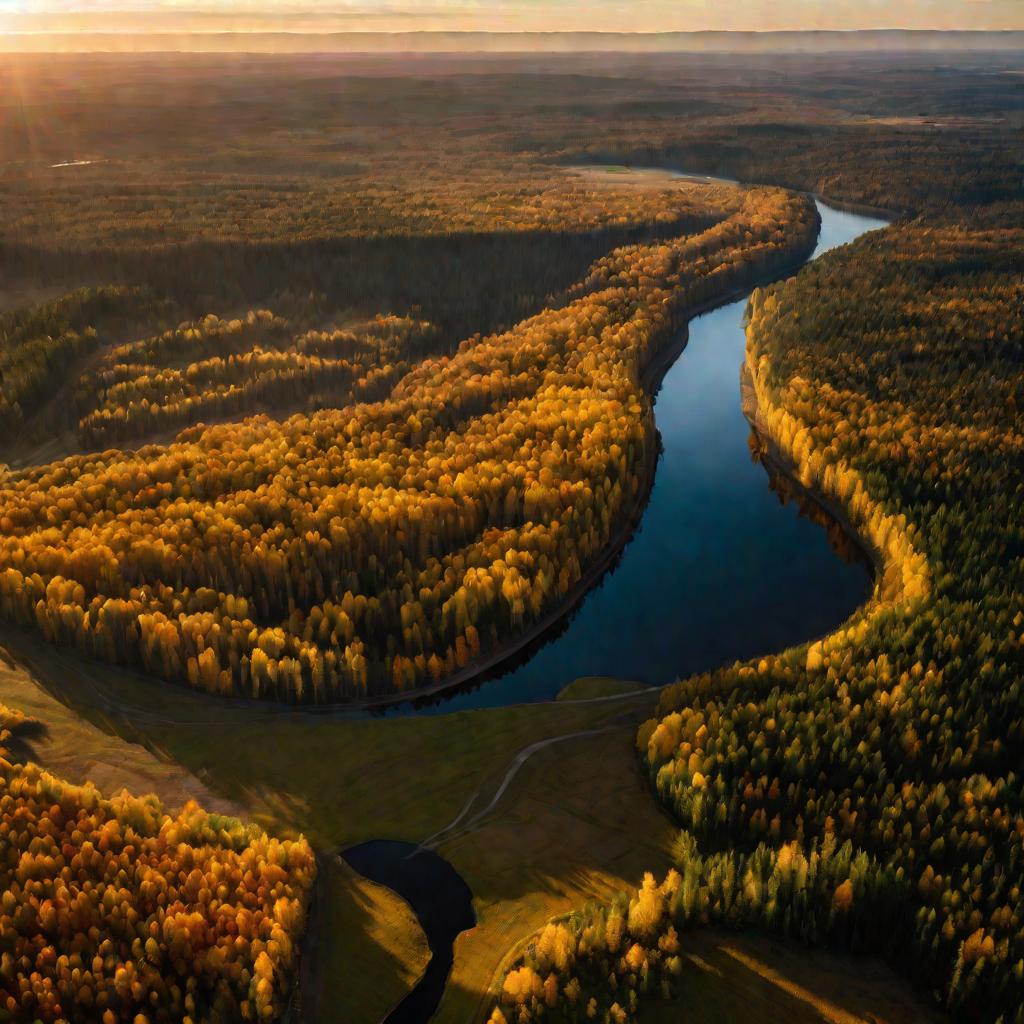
[0,703,314,1022]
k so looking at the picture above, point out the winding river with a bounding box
[386,193,889,716]
[1,177,892,1023]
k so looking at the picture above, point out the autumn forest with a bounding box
[1,44,1023,1024]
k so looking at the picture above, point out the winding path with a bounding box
[418,723,621,851]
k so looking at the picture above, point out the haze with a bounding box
[2,0,1023,38]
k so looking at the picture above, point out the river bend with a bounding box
[387,196,889,715]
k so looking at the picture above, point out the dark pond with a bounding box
[342,840,476,1024]
[386,198,889,715]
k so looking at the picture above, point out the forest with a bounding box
[0,702,315,1022]
[1,46,1023,1024]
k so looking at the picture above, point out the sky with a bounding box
[1,0,1023,34]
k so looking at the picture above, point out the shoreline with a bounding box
[739,361,884,585]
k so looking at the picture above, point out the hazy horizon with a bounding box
[2,0,1023,49]
[3,26,1024,55]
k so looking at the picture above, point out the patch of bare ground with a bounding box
[0,641,244,817]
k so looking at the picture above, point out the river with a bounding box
[385,196,889,716]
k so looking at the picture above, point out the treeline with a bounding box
[0,702,315,1023]
[0,188,818,703]
[0,287,162,438]
[2,171,729,248]
[490,830,914,1024]
[637,222,1024,1020]
[75,311,440,446]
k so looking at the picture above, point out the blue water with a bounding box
[386,199,889,716]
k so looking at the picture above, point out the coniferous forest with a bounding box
[1,45,1023,1024]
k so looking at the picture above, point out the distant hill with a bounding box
[4,29,1024,54]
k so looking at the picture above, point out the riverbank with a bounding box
[742,311,931,616]
[740,362,885,587]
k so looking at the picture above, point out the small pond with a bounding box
[342,840,476,1024]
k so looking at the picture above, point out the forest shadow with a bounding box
[641,928,948,1024]
[0,210,720,341]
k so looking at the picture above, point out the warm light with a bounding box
[0,0,1022,39]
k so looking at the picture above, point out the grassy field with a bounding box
[642,929,946,1024]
